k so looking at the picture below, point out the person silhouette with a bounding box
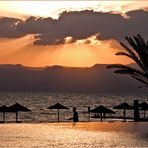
[73,107,79,122]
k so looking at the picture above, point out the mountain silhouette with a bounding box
[0,64,146,93]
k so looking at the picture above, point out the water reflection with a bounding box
[0,122,147,147]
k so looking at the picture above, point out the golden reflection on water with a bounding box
[0,122,147,147]
[59,122,146,132]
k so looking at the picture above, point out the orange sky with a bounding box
[0,35,133,67]
[0,1,147,67]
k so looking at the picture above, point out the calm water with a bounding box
[0,92,148,122]
[0,122,148,147]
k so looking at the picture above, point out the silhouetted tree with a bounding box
[107,34,148,86]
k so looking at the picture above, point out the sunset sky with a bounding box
[0,1,148,67]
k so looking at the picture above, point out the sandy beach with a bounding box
[0,122,147,148]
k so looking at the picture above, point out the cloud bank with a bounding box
[0,9,148,45]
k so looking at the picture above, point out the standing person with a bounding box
[73,107,79,122]
[123,109,126,122]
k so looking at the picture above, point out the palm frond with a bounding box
[115,51,144,69]
[125,36,148,72]
[131,76,148,85]
[107,64,144,75]
[107,34,148,86]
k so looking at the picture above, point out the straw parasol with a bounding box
[90,105,115,122]
[139,102,148,120]
[47,103,69,122]
[0,105,8,123]
[114,103,133,121]
[8,103,31,123]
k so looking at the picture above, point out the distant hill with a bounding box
[0,64,147,93]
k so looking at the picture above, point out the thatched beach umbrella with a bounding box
[114,103,133,121]
[0,105,8,123]
[90,105,115,122]
[47,103,69,122]
[8,103,31,123]
[139,102,148,119]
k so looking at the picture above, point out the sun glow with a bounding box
[0,35,132,67]
[0,1,146,67]
[0,1,101,18]
[0,1,144,19]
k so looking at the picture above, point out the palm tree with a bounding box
[107,34,148,86]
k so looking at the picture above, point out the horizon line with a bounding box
[0,63,135,69]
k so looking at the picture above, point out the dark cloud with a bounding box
[0,10,148,45]
[0,17,21,38]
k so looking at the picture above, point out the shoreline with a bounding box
[1,115,148,123]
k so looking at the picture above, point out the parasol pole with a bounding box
[100,113,102,122]
[16,111,18,123]
[123,109,126,122]
[88,106,90,122]
[3,112,5,123]
[144,110,146,120]
[58,109,59,122]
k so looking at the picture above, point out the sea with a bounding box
[0,92,148,123]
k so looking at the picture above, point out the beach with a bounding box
[0,122,148,148]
